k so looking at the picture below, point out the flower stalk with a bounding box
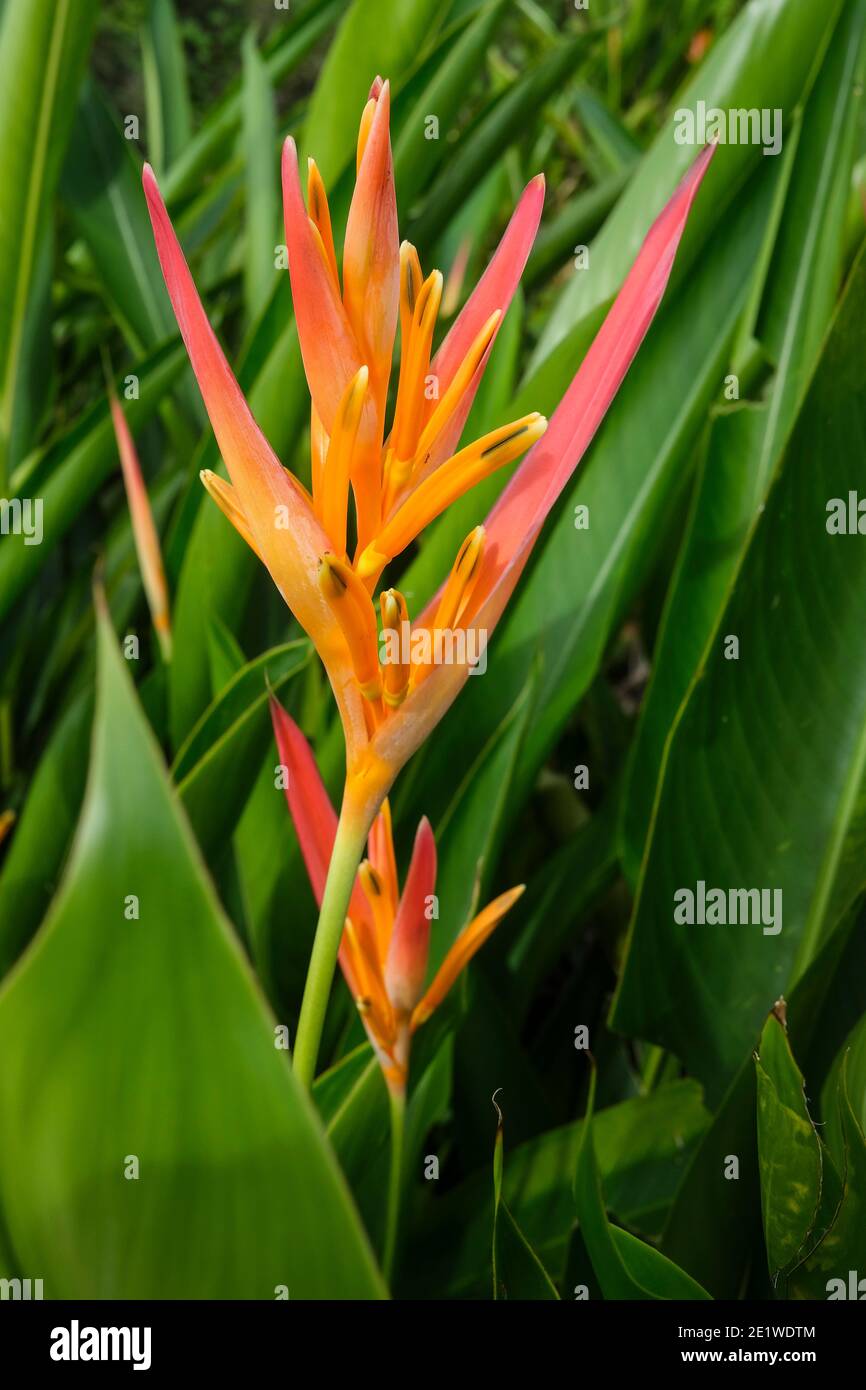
[383,1078,407,1284]
[292,797,370,1089]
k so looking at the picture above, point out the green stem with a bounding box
[382,1083,406,1285]
[292,797,368,1089]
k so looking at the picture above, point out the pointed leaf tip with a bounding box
[385,816,437,1014]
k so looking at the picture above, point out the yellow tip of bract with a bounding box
[379,589,401,629]
[430,524,486,637]
[356,545,387,580]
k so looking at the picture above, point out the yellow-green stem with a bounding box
[292,798,369,1089]
[383,1083,406,1285]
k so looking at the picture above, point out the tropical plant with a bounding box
[1,0,865,1305]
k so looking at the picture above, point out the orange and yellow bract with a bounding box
[272,700,523,1095]
[143,75,713,834]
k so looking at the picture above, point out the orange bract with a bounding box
[143,75,713,830]
[272,700,523,1093]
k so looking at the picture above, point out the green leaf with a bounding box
[492,1119,559,1299]
[574,1068,711,1300]
[0,0,96,486]
[0,692,92,978]
[755,1012,835,1279]
[533,0,844,368]
[9,217,54,466]
[572,86,642,176]
[407,33,585,250]
[823,1014,866,1166]
[161,0,342,203]
[612,249,866,1099]
[241,29,278,322]
[316,1044,388,1182]
[140,0,193,176]
[621,0,866,882]
[61,81,176,353]
[788,1053,866,1298]
[406,1080,708,1297]
[661,903,866,1298]
[660,1064,761,1300]
[0,602,384,1298]
[303,0,446,184]
[173,640,312,855]
[392,0,509,213]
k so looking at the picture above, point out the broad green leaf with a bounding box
[492,1120,559,1299]
[533,0,844,368]
[0,692,92,978]
[0,603,384,1298]
[755,1013,834,1279]
[406,1080,708,1297]
[620,407,769,885]
[821,1010,866,1169]
[0,0,96,487]
[757,0,866,447]
[661,901,866,1298]
[303,0,446,184]
[621,0,866,882]
[787,1059,866,1299]
[612,250,866,1098]
[140,0,193,176]
[0,341,187,623]
[661,1064,761,1300]
[574,1069,710,1300]
[241,29,278,322]
[173,640,311,854]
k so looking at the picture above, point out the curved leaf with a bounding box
[0,602,384,1298]
[612,249,866,1099]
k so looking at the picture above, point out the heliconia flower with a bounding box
[271,698,523,1094]
[0,810,14,848]
[108,384,172,662]
[142,78,713,832]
